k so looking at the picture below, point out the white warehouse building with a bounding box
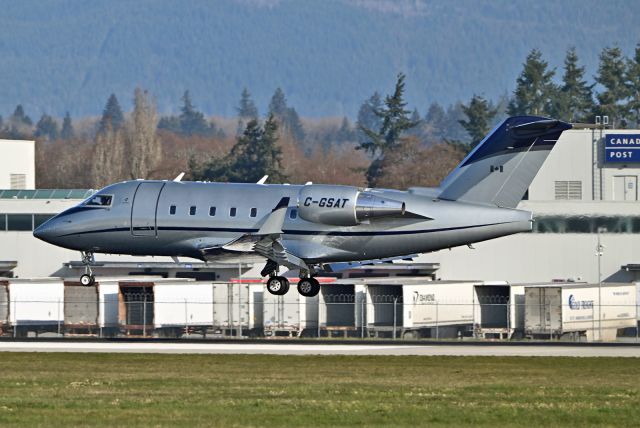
[0,139,35,190]
[2,129,640,285]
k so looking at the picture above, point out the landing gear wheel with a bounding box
[297,277,320,297]
[80,274,95,287]
[266,276,290,296]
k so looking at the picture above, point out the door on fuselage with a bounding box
[131,182,165,236]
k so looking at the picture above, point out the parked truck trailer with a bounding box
[524,283,636,341]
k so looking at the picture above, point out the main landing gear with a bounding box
[262,262,321,297]
[266,276,290,296]
[79,251,95,287]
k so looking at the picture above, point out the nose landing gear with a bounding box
[79,251,95,287]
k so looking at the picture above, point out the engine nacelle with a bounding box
[297,185,405,226]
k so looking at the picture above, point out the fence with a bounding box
[0,295,638,342]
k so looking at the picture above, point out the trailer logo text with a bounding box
[568,294,593,310]
[413,292,435,304]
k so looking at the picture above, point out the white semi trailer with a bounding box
[318,283,367,337]
[472,282,525,339]
[263,289,318,337]
[153,278,212,336]
[524,283,637,341]
[212,282,263,337]
[8,278,65,336]
[341,278,478,339]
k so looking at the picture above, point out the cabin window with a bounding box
[250,208,257,217]
[189,206,196,216]
[230,207,237,217]
[169,205,176,215]
[209,206,216,216]
[289,209,298,219]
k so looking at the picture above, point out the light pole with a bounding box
[596,226,607,340]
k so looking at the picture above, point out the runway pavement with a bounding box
[1,341,639,357]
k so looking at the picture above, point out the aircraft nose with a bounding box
[33,217,59,244]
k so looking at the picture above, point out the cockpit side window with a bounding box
[84,194,113,207]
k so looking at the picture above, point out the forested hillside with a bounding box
[1,0,639,117]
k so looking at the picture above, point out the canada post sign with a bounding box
[605,134,640,163]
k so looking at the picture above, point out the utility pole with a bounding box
[596,227,607,340]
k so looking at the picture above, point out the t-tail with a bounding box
[438,116,572,208]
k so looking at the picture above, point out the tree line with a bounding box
[2,44,639,190]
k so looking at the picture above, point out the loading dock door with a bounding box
[475,285,509,328]
[131,182,165,236]
[613,176,638,201]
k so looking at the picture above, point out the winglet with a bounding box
[173,172,185,182]
[258,197,290,235]
[272,196,290,211]
[257,175,268,184]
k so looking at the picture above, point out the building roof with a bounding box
[0,189,93,200]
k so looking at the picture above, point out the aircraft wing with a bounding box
[322,254,419,273]
[199,197,309,271]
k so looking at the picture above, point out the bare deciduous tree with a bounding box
[126,88,161,179]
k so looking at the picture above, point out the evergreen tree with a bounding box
[285,106,305,142]
[34,114,60,141]
[60,112,75,140]
[423,102,447,142]
[355,92,383,144]
[179,90,210,136]
[8,105,33,139]
[407,108,422,137]
[626,43,640,127]
[268,88,288,118]
[443,103,469,144]
[193,116,287,183]
[267,87,305,141]
[237,87,258,119]
[555,47,594,122]
[157,116,181,133]
[507,49,557,116]
[594,46,629,127]
[99,94,124,133]
[459,95,497,149]
[410,108,421,124]
[236,87,259,136]
[11,105,32,126]
[357,73,419,186]
[336,116,355,143]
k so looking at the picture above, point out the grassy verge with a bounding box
[0,353,638,426]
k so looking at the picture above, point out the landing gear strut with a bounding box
[79,251,95,287]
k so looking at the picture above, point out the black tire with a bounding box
[266,276,290,295]
[297,278,320,297]
[80,274,94,287]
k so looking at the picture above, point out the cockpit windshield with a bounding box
[84,194,113,207]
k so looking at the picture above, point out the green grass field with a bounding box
[0,353,638,427]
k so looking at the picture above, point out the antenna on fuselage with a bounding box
[257,175,268,184]
[173,172,185,182]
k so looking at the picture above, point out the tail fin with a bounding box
[438,116,572,208]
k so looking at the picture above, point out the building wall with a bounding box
[421,232,636,284]
[0,140,35,190]
[425,126,640,284]
[528,128,640,202]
